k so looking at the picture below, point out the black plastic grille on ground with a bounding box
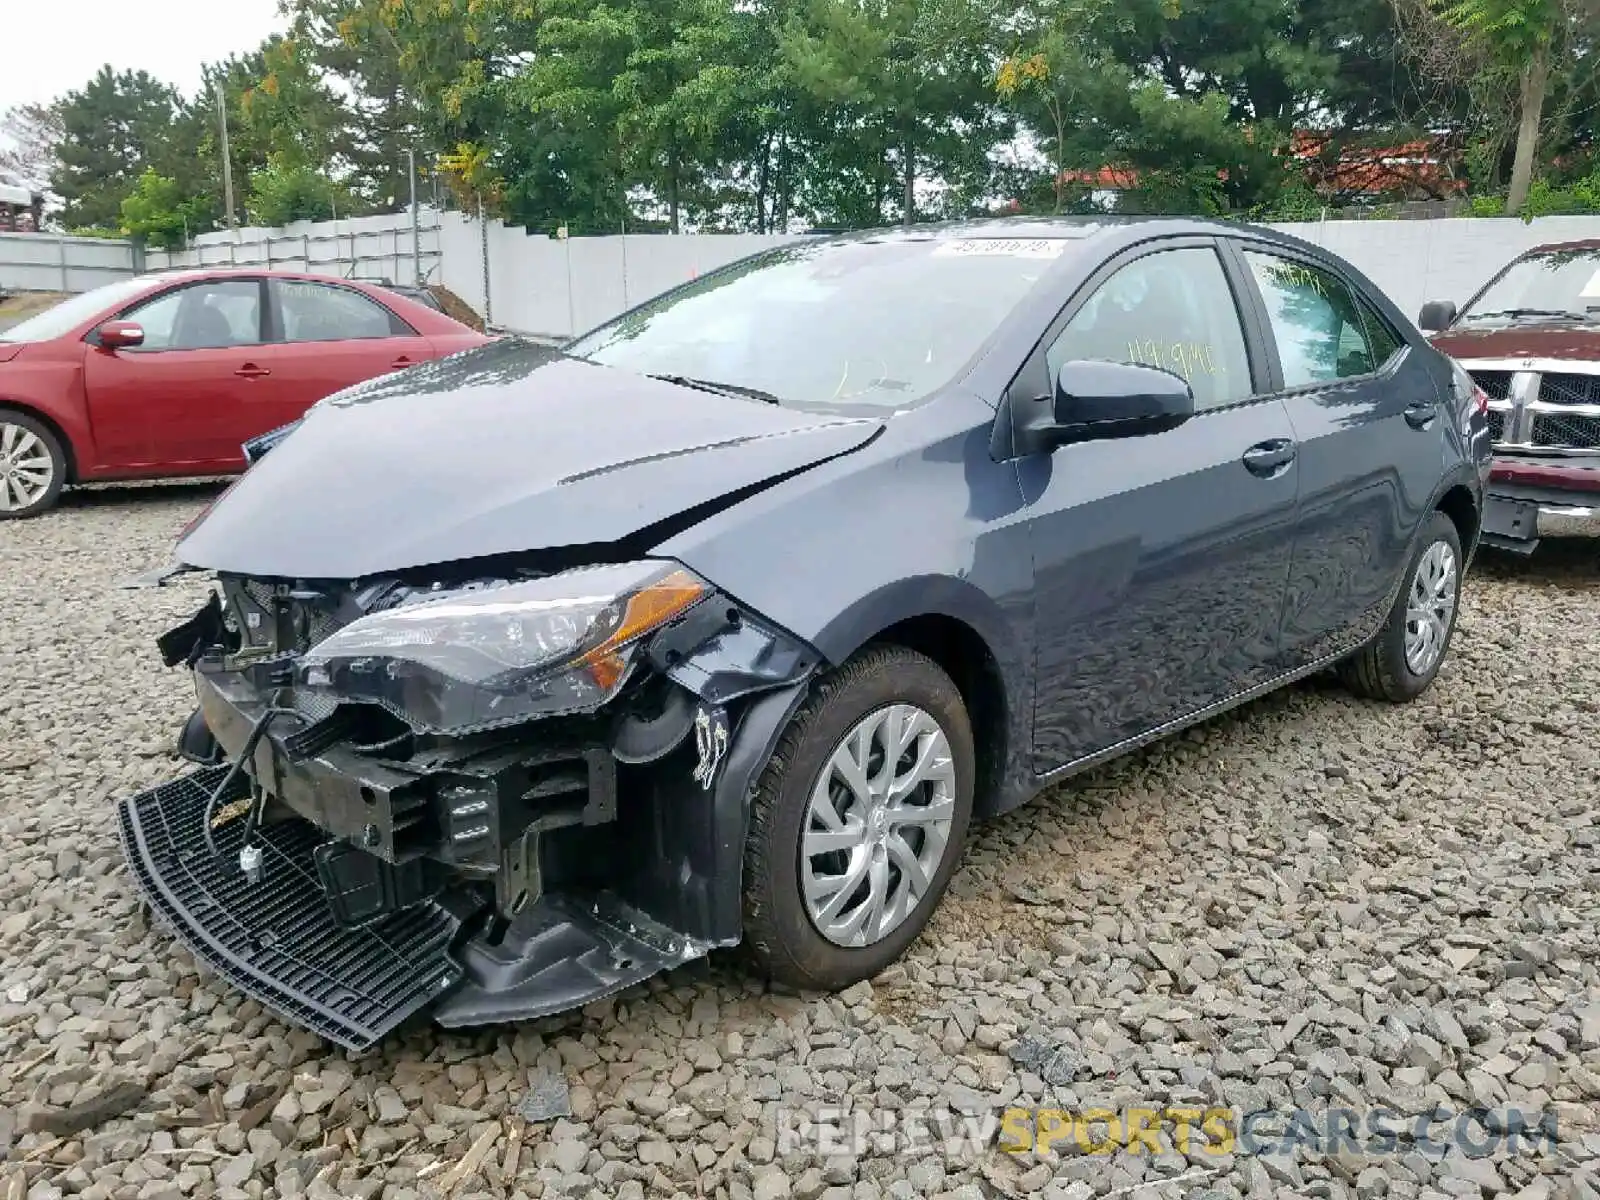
[118,766,464,1050]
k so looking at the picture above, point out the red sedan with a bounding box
[0,269,489,517]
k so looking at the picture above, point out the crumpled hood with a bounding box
[176,340,882,579]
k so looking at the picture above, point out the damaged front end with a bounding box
[119,559,818,1049]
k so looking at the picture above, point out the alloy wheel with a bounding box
[800,703,957,948]
[1404,539,1457,675]
[0,421,55,513]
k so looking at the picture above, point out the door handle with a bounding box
[390,356,414,370]
[1404,400,1437,430]
[235,364,271,379]
[1242,438,1296,478]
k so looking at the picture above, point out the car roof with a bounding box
[138,267,394,287]
[807,214,1337,258]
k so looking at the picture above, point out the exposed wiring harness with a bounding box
[200,703,306,861]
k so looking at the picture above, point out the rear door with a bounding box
[257,279,433,420]
[82,277,268,469]
[1224,241,1441,668]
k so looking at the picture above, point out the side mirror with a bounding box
[1050,359,1194,445]
[96,320,145,350]
[1416,300,1456,333]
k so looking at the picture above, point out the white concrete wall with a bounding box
[145,210,444,287]
[0,232,136,293]
[6,210,1600,338]
[1269,215,1600,324]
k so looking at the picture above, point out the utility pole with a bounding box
[408,145,421,284]
[214,82,236,230]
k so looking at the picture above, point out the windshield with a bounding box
[1459,247,1600,324]
[565,234,1081,408]
[0,276,161,343]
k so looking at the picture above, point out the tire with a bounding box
[0,411,66,519]
[1338,510,1463,702]
[743,645,975,991]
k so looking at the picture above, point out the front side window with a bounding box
[274,280,405,342]
[1244,252,1378,387]
[1047,247,1253,411]
[1458,247,1600,324]
[125,280,263,351]
[566,234,1088,409]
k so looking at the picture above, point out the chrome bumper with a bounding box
[1534,503,1600,538]
[1483,494,1600,551]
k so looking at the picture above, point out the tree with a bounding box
[996,0,1112,212]
[119,169,217,248]
[284,0,433,209]
[781,0,1007,225]
[0,103,64,191]
[247,154,346,225]
[50,67,183,229]
[1434,0,1573,213]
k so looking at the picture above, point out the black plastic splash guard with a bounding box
[117,765,465,1050]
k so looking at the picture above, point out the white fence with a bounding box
[5,209,1600,339]
[0,232,141,293]
[143,211,444,289]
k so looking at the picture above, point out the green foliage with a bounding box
[119,170,218,248]
[50,67,187,230]
[1516,170,1600,218]
[23,0,1600,236]
[246,154,346,225]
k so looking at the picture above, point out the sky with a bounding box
[0,0,288,114]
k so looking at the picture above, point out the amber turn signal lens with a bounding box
[574,567,707,667]
[583,652,629,691]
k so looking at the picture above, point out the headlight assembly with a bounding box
[298,560,708,733]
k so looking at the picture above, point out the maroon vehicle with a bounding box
[0,269,489,517]
[1422,240,1600,552]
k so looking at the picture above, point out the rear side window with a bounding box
[1355,296,1404,368]
[1243,251,1384,387]
[273,280,410,342]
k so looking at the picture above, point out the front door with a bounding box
[83,277,268,470]
[1230,245,1443,667]
[1021,242,1301,772]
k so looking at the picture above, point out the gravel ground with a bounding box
[2,486,1598,1200]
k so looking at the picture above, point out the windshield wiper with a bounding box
[1464,307,1594,323]
[647,374,784,405]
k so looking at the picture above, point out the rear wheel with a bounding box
[0,412,66,519]
[1338,510,1462,702]
[743,646,974,991]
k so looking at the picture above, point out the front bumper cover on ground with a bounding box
[118,764,707,1050]
[118,765,465,1049]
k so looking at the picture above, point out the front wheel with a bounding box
[0,412,66,519]
[1338,510,1463,702]
[742,645,974,991]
